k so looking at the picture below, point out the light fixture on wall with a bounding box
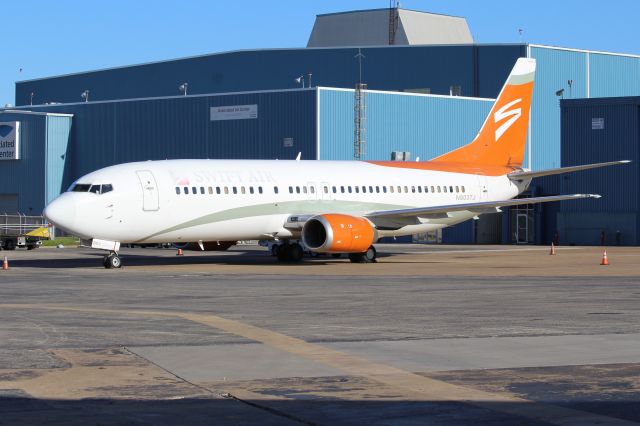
[179,83,188,96]
[81,90,90,102]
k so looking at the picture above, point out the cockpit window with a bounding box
[70,183,113,194]
[71,184,91,192]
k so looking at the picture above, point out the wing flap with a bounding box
[366,194,601,220]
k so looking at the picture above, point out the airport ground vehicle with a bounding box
[0,214,50,250]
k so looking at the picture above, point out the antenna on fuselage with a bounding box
[296,152,302,161]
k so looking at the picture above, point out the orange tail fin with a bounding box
[433,57,536,167]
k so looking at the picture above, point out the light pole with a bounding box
[179,83,188,96]
[81,90,89,102]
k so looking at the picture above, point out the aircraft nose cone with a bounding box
[44,197,77,233]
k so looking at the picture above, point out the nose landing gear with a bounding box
[103,252,122,269]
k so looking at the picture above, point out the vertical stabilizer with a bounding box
[433,58,536,167]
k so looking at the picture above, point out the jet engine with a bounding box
[302,214,376,253]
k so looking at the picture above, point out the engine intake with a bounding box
[302,214,376,253]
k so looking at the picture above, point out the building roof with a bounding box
[307,8,473,47]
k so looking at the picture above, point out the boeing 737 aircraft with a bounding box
[44,58,628,268]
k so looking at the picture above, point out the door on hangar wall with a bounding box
[510,204,534,244]
[0,194,18,214]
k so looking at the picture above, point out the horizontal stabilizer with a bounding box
[508,160,630,181]
[366,194,601,220]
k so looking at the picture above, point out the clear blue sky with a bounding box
[5,0,640,105]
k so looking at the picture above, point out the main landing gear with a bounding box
[274,242,304,262]
[348,245,377,263]
[103,251,122,269]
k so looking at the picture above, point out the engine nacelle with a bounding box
[302,214,376,253]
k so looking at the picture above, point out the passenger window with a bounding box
[376,186,380,193]
[455,186,459,193]
[296,186,301,194]
[310,186,315,194]
[289,186,293,194]
[249,187,254,194]
[355,186,359,193]
[259,187,263,194]
[397,186,401,193]
[340,186,345,193]
[437,186,441,193]
[411,186,416,193]
[175,187,180,195]
[431,186,435,193]
[208,187,213,194]
[369,186,373,193]
[332,186,337,193]
[216,187,221,194]
[241,186,246,194]
[192,186,197,194]
[303,186,307,194]
[424,186,429,193]
[361,186,366,193]
[224,187,229,194]
[418,186,422,193]
[461,186,465,193]
[200,187,205,194]
[382,186,387,193]
[389,186,394,193]
[274,186,279,194]
[404,186,409,193]
[233,187,238,194]
[323,186,328,194]
[348,186,352,193]
[444,186,448,193]
[449,186,454,193]
[183,187,189,194]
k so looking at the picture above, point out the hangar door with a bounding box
[0,194,18,214]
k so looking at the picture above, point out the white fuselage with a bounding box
[45,159,527,243]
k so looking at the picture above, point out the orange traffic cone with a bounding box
[176,249,184,256]
[549,242,556,255]
[600,250,609,266]
[2,256,8,270]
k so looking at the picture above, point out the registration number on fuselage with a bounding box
[456,194,476,201]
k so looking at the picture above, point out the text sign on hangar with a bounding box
[0,122,20,160]
[210,104,258,121]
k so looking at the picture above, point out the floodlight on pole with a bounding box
[179,83,188,96]
[81,90,89,102]
[295,76,305,88]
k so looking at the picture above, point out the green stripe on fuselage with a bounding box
[141,199,410,240]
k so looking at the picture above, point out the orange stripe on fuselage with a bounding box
[366,161,518,176]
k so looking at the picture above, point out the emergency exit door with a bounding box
[136,170,159,211]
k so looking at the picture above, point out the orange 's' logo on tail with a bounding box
[494,98,522,142]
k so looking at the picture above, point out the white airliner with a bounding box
[44,58,628,268]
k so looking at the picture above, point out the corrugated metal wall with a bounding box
[0,112,47,214]
[45,115,73,205]
[16,45,525,106]
[559,97,639,245]
[30,90,317,183]
[318,88,492,161]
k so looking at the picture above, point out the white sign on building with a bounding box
[0,122,20,160]
[210,104,258,121]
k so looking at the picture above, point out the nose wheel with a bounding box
[103,252,122,269]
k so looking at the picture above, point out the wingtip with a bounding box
[620,160,632,164]
[591,194,602,199]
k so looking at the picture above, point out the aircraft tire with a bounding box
[107,253,122,269]
[288,243,304,262]
[364,246,377,263]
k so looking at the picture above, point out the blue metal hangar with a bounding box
[2,8,639,244]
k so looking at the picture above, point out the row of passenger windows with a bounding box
[176,184,465,195]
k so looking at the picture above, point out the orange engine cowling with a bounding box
[302,214,376,253]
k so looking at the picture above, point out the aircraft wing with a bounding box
[366,194,601,222]
[508,160,630,181]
